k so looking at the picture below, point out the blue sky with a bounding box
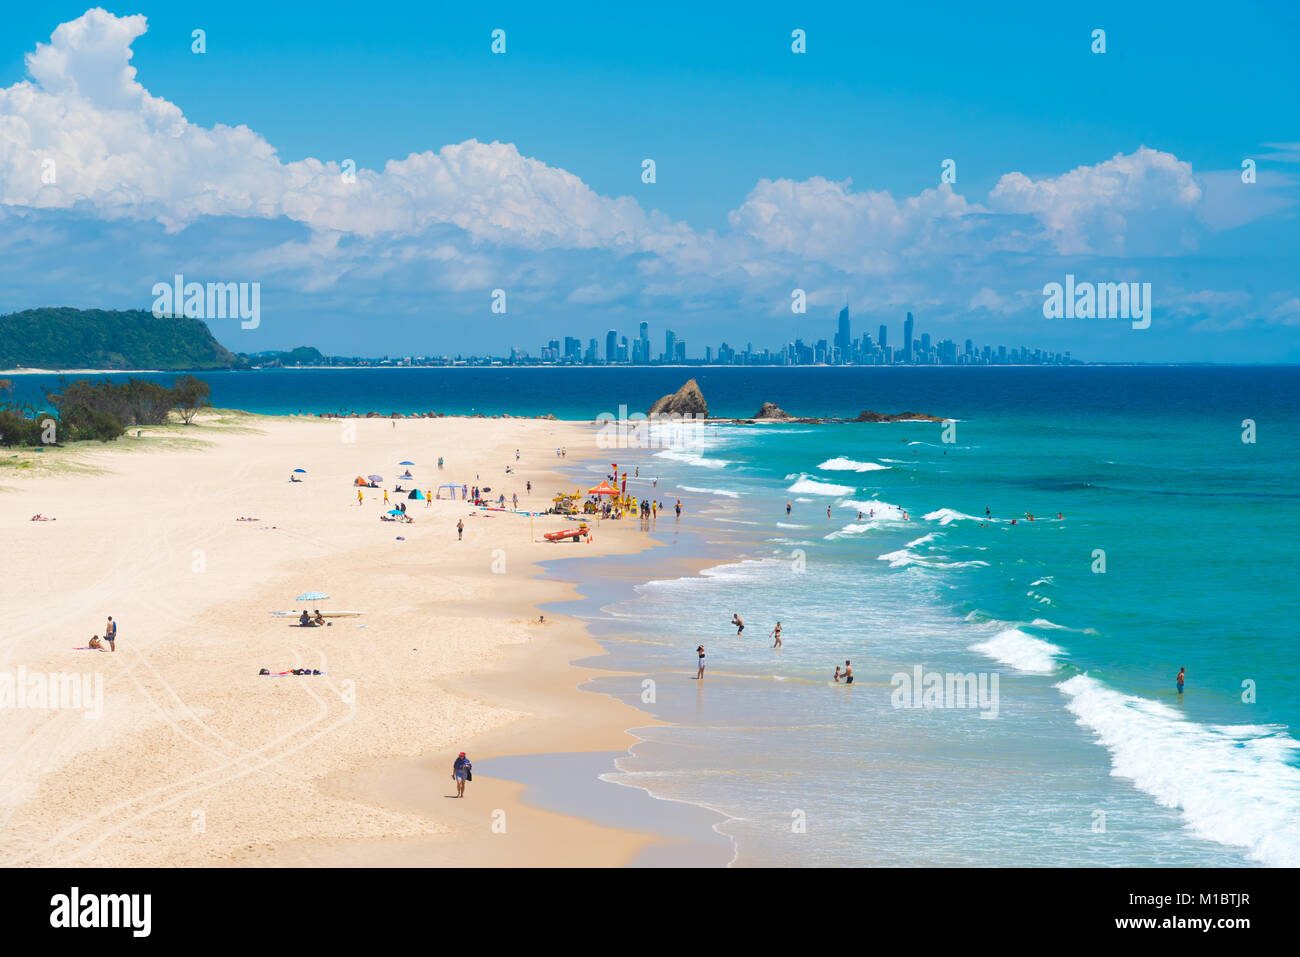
[1,2,1297,360]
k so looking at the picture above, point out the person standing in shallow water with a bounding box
[770,621,782,648]
[696,645,706,680]
[1176,667,1186,694]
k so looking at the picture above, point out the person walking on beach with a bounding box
[697,645,706,680]
[526,480,532,494]
[1176,667,1186,694]
[515,449,520,461]
[383,489,389,505]
[770,621,782,648]
[105,616,117,653]
[426,490,432,507]
[731,613,744,637]
[452,752,472,798]
[456,519,464,541]
[357,488,363,506]
[675,499,681,519]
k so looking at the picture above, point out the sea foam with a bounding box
[1057,674,1300,867]
[817,457,890,472]
[786,474,855,496]
[969,628,1062,673]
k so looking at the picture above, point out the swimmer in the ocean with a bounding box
[769,621,782,648]
[731,613,744,637]
[1176,667,1186,694]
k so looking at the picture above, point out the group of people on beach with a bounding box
[297,609,328,627]
[85,616,116,652]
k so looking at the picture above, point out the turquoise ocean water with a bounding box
[10,365,1296,865]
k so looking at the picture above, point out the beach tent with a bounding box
[588,481,618,496]
[407,489,425,500]
[353,476,368,486]
[436,483,462,499]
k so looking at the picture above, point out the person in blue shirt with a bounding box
[452,752,472,798]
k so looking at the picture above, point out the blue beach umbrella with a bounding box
[398,460,415,466]
[387,508,403,515]
[292,468,307,473]
[296,590,330,601]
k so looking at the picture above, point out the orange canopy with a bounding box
[354,476,368,486]
[587,481,618,496]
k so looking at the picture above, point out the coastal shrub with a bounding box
[65,407,125,442]
[0,409,46,446]
[172,375,212,424]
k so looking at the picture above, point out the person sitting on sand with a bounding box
[88,635,104,651]
[299,611,313,626]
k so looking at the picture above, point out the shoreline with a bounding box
[0,410,715,867]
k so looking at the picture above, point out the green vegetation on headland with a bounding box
[0,375,211,445]
[0,308,244,371]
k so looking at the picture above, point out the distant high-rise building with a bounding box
[564,336,582,361]
[586,338,598,363]
[878,324,887,349]
[835,306,850,363]
[903,312,915,363]
[921,332,931,356]
[605,329,618,364]
[665,329,677,363]
[674,340,686,362]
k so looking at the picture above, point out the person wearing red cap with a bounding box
[452,752,472,798]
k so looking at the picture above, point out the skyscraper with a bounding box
[903,312,915,363]
[639,321,650,360]
[665,329,677,363]
[606,329,618,364]
[878,324,887,349]
[835,306,850,363]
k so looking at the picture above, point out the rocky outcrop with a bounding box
[851,410,946,423]
[648,378,708,417]
[753,402,792,420]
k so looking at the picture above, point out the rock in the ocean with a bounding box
[852,410,946,423]
[753,402,792,420]
[648,378,708,417]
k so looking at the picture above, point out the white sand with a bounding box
[0,413,665,866]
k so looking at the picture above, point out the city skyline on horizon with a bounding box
[1,5,1297,364]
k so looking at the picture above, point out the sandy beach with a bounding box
[0,412,678,867]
